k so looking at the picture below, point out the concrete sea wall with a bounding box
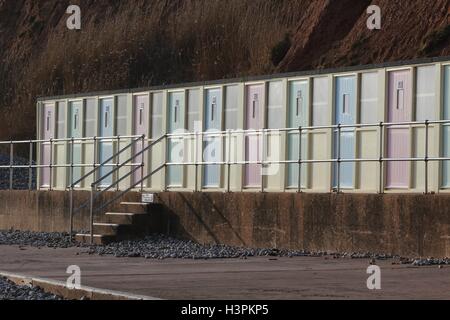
[1,191,450,258]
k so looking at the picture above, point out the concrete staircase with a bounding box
[75,202,164,245]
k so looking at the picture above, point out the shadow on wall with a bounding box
[2,190,450,257]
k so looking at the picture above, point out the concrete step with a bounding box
[102,212,147,225]
[92,223,120,236]
[120,202,163,214]
[75,233,116,245]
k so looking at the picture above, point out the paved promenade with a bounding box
[1,245,450,300]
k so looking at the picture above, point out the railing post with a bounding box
[164,135,168,192]
[194,131,198,192]
[69,137,75,242]
[69,186,74,241]
[141,135,145,192]
[70,137,74,189]
[90,184,94,244]
[261,129,265,193]
[336,124,341,194]
[93,136,97,186]
[49,138,53,191]
[378,122,384,194]
[28,140,33,191]
[116,136,120,192]
[9,140,13,191]
[297,126,303,193]
[227,130,232,193]
[424,120,429,194]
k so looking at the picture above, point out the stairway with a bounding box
[75,202,164,245]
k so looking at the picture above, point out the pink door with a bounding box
[133,95,149,186]
[386,70,412,188]
[40,103,55,188]
[245,84,265,187]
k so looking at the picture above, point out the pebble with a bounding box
[0,276,63,300]
[0,230,442,266]
[0,230,75,248]
[411,258,450,266]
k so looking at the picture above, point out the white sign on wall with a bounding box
[141,193,154,203]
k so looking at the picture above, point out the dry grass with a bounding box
[0,0,311,139]
[0,0,448,140]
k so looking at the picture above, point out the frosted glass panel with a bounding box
[225,85,239,130]
[360,72,378,124]
[116,95,128,136]
[56,101,66,139]
[267,81,284,129]
[312,77,329,126]
[151,92,164,138]
[188,89,200,132]
[84,98,97,137]
[416,65,436,121]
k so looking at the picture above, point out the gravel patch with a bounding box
[411,258,450,266]
[1,230,438,265]
[0,230,75,248]
[0,276,63,300]
[87,235,314,259]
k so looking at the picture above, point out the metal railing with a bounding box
[162,119,450,194]
[68,135,145,237]
[0,135,144,239]
[79,119,450,243]
[86,134,166,243]
[0,135,143,190]
[1,119,450,242]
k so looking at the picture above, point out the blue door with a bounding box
[99,98,114,187]
[333,76,356,189]
[203,88,222,187]
[69,101,83,186]
[443,66,450,188]
[168,92,185,187]
[287,81,309,188]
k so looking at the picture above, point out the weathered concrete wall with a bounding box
[156,193,450,258]
[0,190,142,233]
[1,191,450,257]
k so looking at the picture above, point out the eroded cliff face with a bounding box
[0,0,448,139]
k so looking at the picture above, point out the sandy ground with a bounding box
[1,245,450,300]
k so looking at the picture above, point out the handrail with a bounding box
[0,135,142,145]
[70,135,143,188]
[85,134,166,243]
[165,119,450,138]
[69,135,145,238]
[3,118,450,242]
[96,164,166,214]
[91,134,166,188]
[87,163,166,243]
